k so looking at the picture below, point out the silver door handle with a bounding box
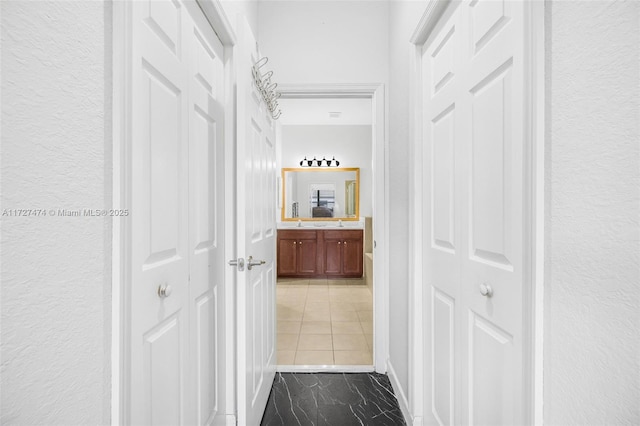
[228,258,245,271]
[247,256,266,270]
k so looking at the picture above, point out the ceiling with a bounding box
[277,98,372,126]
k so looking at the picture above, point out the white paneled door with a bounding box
[422,0,530,424]
[129,1,225,424]
[235,18,278,426]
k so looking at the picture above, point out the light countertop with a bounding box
[277,220,364,230]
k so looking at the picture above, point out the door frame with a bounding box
[111,1,237,423]
[276,83,389,374]
[408,1,545,424]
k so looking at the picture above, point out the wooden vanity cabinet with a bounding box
[277,230,320,276]
[277,229,363,278]
[323,230,363,277]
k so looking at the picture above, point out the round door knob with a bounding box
[479,283,493,298]
[158,284,172,299]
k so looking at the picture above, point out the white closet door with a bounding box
[185,3,226,425]
[129,1,226,424]
[130,0,190,423]
[421,5,463,425]
[235,17,278,426]
[459,1,526,424]
[422,1,529,424]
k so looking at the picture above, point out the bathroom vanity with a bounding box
[278,167,364,278]
[276,228,363,278]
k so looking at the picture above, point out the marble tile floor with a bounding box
[277,278,373,366]
[261,372,406,426]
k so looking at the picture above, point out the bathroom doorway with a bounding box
[273,84,387,372]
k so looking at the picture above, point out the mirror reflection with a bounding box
[282,168,359,220]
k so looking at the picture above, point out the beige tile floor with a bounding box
[277,277,373,365]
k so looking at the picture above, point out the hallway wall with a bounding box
[545,1,640,424]
[1,1,111,424]
[258,1,389,85]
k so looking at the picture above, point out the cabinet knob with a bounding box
[338,241,341,245]
[294,241,297,245]
[299,241,303,245]
[344,241,347,245]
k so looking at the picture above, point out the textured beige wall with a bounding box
[1,1,111,424]
[545,1,640,424]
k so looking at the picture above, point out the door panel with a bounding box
[324,239,342,275]
[130,1,226,424]
[422,1,528,424]
[250,118,264,242]
[461,1,525,422]
[431,25,456,95]
[131,1,189,423]
[146,0,180,54]
[469,60,514,270]
[187,8,225,426]
[468,311,515,425]
[342,236,363,276]
[194,290,217,424]
[277,237,298,275]
[422,8,461,425]
[236,17,277,426]
[145,68,182,263]
[298,239,318,274]
[144,314,183,426]
[432,289,455,426]
[431,104,456,253]
[469,0,510,55]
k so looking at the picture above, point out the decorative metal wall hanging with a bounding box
[252,57,282,120]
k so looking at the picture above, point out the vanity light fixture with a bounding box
[299,156,340,167]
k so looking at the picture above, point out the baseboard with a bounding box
[212,414,236,426]
[277,364,375,373]
[387,359,414,425]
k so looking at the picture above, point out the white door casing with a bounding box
[276,84,388,374]
[420,0,531,424]
[235,17,278,426]
[128,0,226,424]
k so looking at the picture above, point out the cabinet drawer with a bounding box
[323,230,363,240]
[278,230,317,239]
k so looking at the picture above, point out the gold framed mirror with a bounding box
[281,167,360,221]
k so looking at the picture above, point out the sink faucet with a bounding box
[297,219,302,228]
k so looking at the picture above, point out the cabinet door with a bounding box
[324,239,343,275]
[277,237,297,276]
[297,238,318,275]
[342,236,363,276]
